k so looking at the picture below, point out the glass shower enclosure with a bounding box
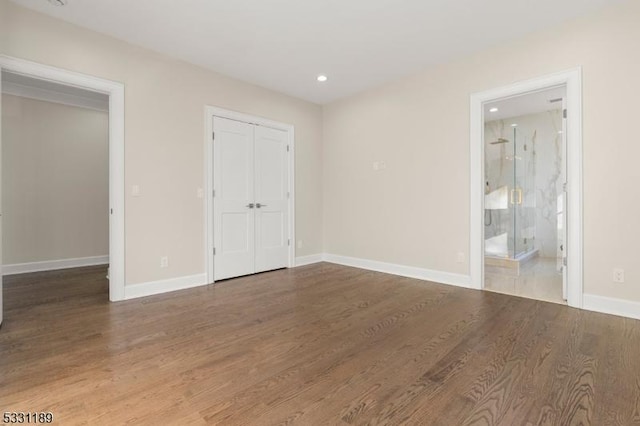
[484,126,536,260]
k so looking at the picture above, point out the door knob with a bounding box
[256,203,267,208]
[246,203,255,208]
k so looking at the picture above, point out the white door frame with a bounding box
[0,55,126,302]
[204,106,295,284]
[469,67,583,308]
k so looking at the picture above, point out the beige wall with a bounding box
[3,0,639,305]
[323,0,640,303]
[0,0,323,285]
[1,94,108,264]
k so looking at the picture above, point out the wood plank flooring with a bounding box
[1,263,639,425]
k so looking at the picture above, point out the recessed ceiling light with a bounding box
[317,75,328,82]
[558,130,564,134]
[489,107,499,113]
[511,123,518,127]
[47,0,67,5]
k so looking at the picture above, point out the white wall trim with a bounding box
[124,273,208,300]
[295,254,324,267]
[583,294,640,321]
[469,67,583,308]
[204,105,295,284]
[3,255,109,276]
[0,55,126,301]
[299,254,640,322]
[2,81,109,112]
[323,253,471,288]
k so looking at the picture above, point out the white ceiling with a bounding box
[485,86,566,121]
[10,0,623,104]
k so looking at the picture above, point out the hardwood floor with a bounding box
[1,263,640,425]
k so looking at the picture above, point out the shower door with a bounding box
[484,125,515,258]
[484,124,536,260]
[513,126,535,258]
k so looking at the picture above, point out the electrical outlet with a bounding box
[456,252,465,263]
[132,185,141,197]
[613,268,625,283]
[160,256,169,268]
[197,188,204,198]
[297,240,303,249]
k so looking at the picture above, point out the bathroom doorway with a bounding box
[483,87,566,303]
[469,69,583,308]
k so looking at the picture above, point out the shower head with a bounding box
[490,138,510,145]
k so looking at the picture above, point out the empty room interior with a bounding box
[1,0,639,424]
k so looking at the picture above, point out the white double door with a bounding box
[213,116,290,281]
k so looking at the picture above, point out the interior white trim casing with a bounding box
[323,254,471,288]
[124,273,208,300]
[1,81,109,112]
[0,55,126,301]
[583,294,640,321]
[2,256,109,276]
[204,106,296,284]
[294,254,324,267]
[469,67,583,308]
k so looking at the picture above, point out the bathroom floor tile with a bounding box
[484,257,564,304]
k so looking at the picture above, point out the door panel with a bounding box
[221,213,251,253]
[220,133,251,201]
[213,117,255,280]
[254,126,289,273]
[260,211,284,248]
[484,120,514,258]
[514,126,535,257]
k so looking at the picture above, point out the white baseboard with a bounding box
[2,255,109,276]
[323,253,471,288]
[583,293,640,320]
[294,254,324,267]
[296,255,640,321]
[124,273,208,300]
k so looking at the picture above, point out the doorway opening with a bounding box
[470,68,583,308]
[1,71,111,302]
[0,56,125,330]
[483,86,567,304]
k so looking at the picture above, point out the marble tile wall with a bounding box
[485,109,563,259]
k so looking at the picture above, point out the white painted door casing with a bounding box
[212,117,290,281]
[206,107,295,284]
[469,67,583,309]
[0,55,125,302]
